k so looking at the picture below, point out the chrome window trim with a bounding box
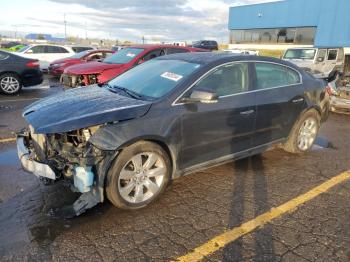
[172,60,303,106]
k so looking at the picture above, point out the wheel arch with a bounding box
[0,71,22,81]
[117,136,176,179]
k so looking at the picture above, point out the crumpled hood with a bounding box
[64,61,124,75]
[23,85,152,134]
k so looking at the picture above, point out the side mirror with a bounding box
[181,89,218,104]
[25,49,33,54]
[317,57,325,62]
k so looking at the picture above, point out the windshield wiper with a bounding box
[105,83,142,100]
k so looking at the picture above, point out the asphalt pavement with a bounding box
[0,76,349,261]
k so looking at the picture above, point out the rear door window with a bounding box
[327,49,338,61]
[254,63,301,90]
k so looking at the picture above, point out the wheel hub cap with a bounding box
[0,77,20,93]
[118,152,166,204]
[297,117,317,151]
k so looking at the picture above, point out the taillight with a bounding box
[26,61,40,68]
[325,85,333,96]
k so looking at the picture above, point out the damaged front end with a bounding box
[61,73,99,88]
[17,126,116,217]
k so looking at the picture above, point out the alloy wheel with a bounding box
[118,152,166,204]
[297,117,317,151]
[0,76,20,94]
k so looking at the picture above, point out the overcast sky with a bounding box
[0,0,279,43]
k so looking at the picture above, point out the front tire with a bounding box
[283,109,320,154]
[0,73,22,95]
[106,141,171,210]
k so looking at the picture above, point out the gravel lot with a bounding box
[0,76,349,261]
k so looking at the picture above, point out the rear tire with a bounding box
[283,109,320,154]
[106,141,171,210]
[0,73,22,95]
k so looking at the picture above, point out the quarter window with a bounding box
[255,63,300,90]
[327,50,338,61]
[192,63,249,97]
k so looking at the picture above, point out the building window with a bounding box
[230,27,316,45]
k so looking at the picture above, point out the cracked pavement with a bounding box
[0,76,349,261]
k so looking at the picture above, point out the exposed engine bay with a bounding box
[17,125,115,217]
[61,73,99,88]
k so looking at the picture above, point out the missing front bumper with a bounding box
[16,136,56,180]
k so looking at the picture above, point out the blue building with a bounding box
[228,0,350,51]
[25,34,65,42]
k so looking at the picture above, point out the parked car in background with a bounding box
[191,40,218,51]
[17,53,329,216]
[49,49,114,77]
[61,44,206,88]
[282,47,345,82]
[15,44,75,70]
[0,41,21,49]
[69,45,95,53]
[6,44,27,52]
[223,49,259,55]
[0,50,43,95]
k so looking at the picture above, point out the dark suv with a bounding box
[17,53,329,216]
[192,40,218,51]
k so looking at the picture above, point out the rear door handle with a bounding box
[240,109,255,115]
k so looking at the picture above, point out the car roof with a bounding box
[157,52,299,69]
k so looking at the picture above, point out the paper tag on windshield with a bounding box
[126,53,136,57]
[161,72,183,82]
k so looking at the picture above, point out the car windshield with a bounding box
[18,45,31,53]
[284,49,316,60]
[70,50,92,59]
[103,47,144,64]
[108,59,201,100]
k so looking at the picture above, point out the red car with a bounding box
[61,44,206,88]
[48,49,114,77]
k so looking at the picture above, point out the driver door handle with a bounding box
[240,109,255,115]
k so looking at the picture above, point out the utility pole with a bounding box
[85,22,87,39]
[64,13,67,40]
[142,35,145,44]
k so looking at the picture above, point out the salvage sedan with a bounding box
[61,44,206,88]
[17,53,329,216]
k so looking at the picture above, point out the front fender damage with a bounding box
[61,151,118,218]
[17,127,119,218]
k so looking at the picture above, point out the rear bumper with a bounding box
[22,70,43,87]
[48,66,63,76]
[16,136,56,180]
